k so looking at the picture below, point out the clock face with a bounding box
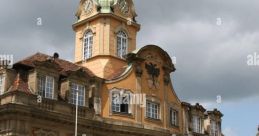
[118,0,129,15]
[84,0,93,14]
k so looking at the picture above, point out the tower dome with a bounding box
[94,0,118,13]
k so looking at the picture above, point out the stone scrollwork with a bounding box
[34,128,58,136]
[163,74,170,86]
[135,64,143,77]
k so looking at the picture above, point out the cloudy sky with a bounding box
[0,0,259,135]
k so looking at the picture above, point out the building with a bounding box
[0,0,223,136]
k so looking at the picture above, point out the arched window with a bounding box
[83,31,93,60]
[117,31,128,58]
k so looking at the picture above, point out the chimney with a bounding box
[53,52,59,60]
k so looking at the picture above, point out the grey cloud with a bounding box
[1,0,259,102]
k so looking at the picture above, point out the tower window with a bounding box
[83,31,93,60]
[0,74,5,95]
[70,83,85,106]
[38,75,54,99]
[117,31,128,58]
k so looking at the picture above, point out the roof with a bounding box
[207,109,224,117]
[105,65,132,81]
[128,45,176,73]
[106,45,176,82]
[13,52,96,77]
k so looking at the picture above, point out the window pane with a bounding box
[117,31,128,58]
[0,75,4,95]
[38,76,46,97]
[83,32,93,60]
[111,92,131,113]
[211,121,217,136]
[45,76,54,99]
[171,109,178,126]
[146,101,159,119]
[70,83,85,106]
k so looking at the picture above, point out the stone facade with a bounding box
[0,0,223,136]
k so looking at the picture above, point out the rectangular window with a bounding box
[38,75,54,99]
[193,116,202,133]
[70,83,85,106]
[211,120,218,136]
[112,92,129,114]
[0,75,5,95]
[146,101,160,119]
[170,108,178,126]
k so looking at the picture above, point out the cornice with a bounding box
[73,13,141,31]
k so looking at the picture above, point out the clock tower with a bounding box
[73,0,140,79]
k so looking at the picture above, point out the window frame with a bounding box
[111,90,131,114]
[170,108,179,127]
[83,31,93,60]
[116,31,128,59]
[38,75,54,99]
[146,101,160,120]
[210,120,218,136]
[0,74,5,95]
[70,82,85,107]
[193,115,203,134]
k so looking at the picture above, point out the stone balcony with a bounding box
[0,91,95,119]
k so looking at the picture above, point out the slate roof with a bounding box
[13,52,95,77]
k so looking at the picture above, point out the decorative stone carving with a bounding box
[163,74,170,85]
[34,129,58,136]
[145,62,160,89]
[94,0,118,13]
[135,64,143,77]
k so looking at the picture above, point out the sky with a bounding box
[0,0,259,135]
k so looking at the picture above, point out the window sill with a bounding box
[192,132,206,136]
[111,112,134,118]
[145,117,162,123]
[170,124,180,129]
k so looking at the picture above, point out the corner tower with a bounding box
[73,0,140,79]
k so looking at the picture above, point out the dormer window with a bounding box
[117,31,128,58]
[111,91,130,114]
[83,31,93,60]
[211,120,219,136]
[0,74,5,95]
[193,115,202,133]
[38,75,54,99]
[70,83,85,106]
